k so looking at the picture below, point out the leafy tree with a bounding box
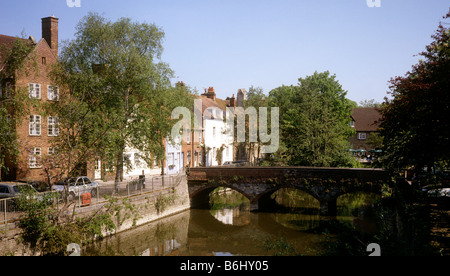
[0,37,36,180]
[47,13,193,189]
[359,99,381,108]
[380,11,450,177]
[269,71,357,167]
[234,86,267,164]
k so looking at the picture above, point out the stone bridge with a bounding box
[186,166,390,216]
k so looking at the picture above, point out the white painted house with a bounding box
[165,136,183,175]
[200,87,234,167]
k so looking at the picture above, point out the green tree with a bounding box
[47,13,193,189]
[0,37,36,180]
[269,71,356,167]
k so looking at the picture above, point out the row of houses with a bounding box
[1,16,381,185]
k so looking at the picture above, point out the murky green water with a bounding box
[85,188,380,256]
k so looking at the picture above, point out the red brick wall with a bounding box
[13,40,59,182]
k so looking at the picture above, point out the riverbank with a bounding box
[0,175,190,256]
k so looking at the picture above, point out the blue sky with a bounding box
[1,0,449,104]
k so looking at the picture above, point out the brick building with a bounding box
[1,16,60,182]
[349,107,382,162]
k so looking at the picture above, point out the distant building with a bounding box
[349,107,382,163]
[200,87,235,167]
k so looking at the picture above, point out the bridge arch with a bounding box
[256,188,321,213]
[190,184,252,210]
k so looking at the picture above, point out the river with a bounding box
[85,188,380,256]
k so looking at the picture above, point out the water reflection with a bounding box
[210,187,250,226]
[85,188,380,256]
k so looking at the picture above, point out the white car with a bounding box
[427,187,450,198]
[52,176,98,199]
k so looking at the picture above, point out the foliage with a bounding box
[379,11,450,176]
[0,38,36,179]
[256,235,299,256]
[46,13,194,185]
[155,192,177,214]
[16,189,144,256]
[268,71,357,167]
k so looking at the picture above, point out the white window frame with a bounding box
[186,128,191,143]
[48,147,57,155]
[1,82,11,98]
[29,83,41,99]
[29,147,42,169]
[29,115,41,136]
[48,116,59,137]
[358,132,367,140]
[47,85,59,101]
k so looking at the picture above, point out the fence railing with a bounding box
[1,173,185,232]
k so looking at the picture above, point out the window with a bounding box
[42,57,47,65]
[4,115,12,135]
[213,127,216,137]
[0,185,9,194]
[358,133,367,140]
[350,120,355,128]
[48,147,57,155]
[169,153,175,165]
[29,147,42,168]
[1,82,11,98]
[29,115,41,136]
[186,129,191,143]
[47,85,59,101]
[29,83,41,99]
[48,116,59,136]
[5,82,11,98]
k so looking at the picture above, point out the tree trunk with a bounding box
[114,146,124,193]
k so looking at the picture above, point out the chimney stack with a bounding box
[230,94,236,107]
[42,16,59,58]
[202,86,216,101]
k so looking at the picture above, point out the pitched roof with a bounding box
[351,107,381,132]
[0,34,34,72]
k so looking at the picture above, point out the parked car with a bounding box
[0,182,49,211]
[0,182,39,199]
[222,161,250,167]
[422,183,450,205]
[52,176,98,199]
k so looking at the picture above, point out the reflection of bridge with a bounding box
[187,167,390,216]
